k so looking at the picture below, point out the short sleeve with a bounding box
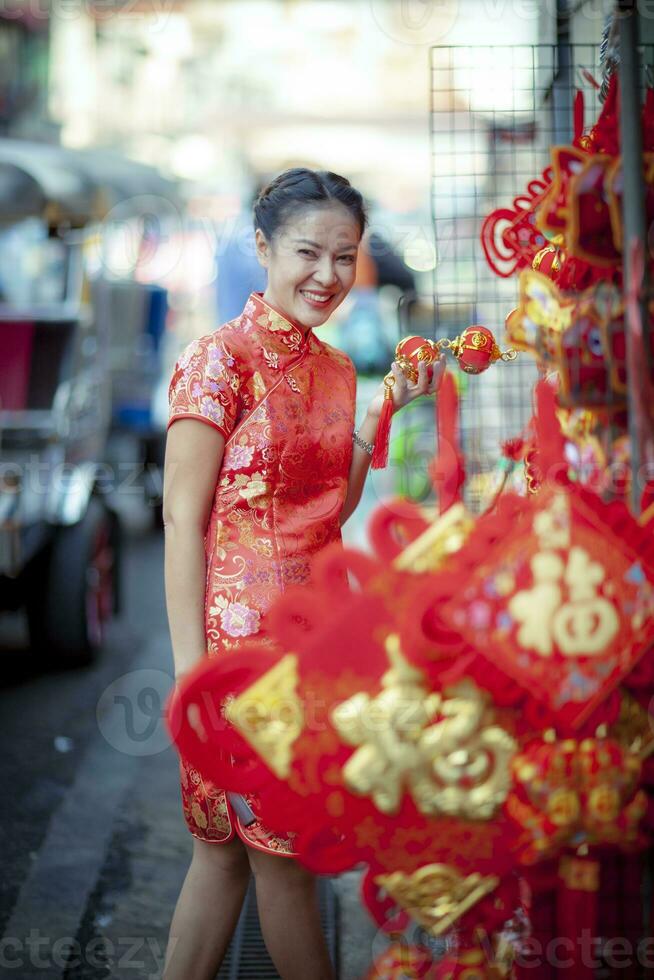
[167,332,241,440]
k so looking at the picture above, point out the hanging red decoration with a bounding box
[439,484,654,731]
[428,369,465,514]
[371,335,443,470]
[505,268,654,409]
[480,168,553,278]
[371,331,516,470]
[532,240,564,282]
[445,324,515,375]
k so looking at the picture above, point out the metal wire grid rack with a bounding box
[427,42,653,512]
[425,43,654,979]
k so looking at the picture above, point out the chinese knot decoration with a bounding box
[491,74,654,416]
[166,472,654,978]
[481,70,654,516]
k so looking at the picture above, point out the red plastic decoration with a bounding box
[480,168,553,277]
[428,369,465,513]
[532,242,563,282]
[394,335,440,383]
[371,335,442,470]
[372,331,516,469]
[439,484,654,731]
[448,324,507,374]
[370,389,394,469]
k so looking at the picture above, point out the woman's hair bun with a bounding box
[253,167,367,240]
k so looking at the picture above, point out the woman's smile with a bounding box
[299,288,338,309]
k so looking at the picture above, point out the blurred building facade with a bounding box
[0,5,50,138]
[4,1,648,362]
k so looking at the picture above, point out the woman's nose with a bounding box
[313,255,337,285]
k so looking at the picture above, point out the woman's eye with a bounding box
[338,255,355,264]
[299,249,317,258]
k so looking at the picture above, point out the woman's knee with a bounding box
[247,848,315,887]
[192,836,251,878]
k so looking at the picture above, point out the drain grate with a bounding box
[216,877,338,979]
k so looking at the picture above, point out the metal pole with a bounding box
[618,1,650,513]
[553,0,572,145]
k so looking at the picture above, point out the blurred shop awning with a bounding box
[75,147,179,207]
[0,139,179,226]
[0,140,96,224]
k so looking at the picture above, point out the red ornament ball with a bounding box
[452,325,501,374]
[395,335,440,383]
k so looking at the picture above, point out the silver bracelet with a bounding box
[352,428,374,456]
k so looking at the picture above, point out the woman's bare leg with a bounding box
[247,846,335,980]
[163,836,251,980]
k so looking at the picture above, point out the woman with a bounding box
[162,168,443,980]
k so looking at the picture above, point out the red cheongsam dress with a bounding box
[167,291,356,855]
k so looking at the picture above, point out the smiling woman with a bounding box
[162,167,442,980]
[253,167,365,329]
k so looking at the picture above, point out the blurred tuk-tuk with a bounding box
[0,139,177,664]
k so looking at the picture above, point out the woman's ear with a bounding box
[254,228,270,269]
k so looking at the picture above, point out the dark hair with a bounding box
[253,167,367,241]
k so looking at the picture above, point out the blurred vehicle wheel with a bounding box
[143,432,165,531]
[26,497,119,666]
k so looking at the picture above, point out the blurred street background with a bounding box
[0,1,647,977]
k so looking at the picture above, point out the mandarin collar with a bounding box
[247,291,317,352]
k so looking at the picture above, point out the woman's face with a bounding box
[255,203,361,329]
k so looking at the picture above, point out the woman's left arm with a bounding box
[339,357,445,527]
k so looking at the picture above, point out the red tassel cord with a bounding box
[533,376,568,487]
[573,88,585,145]
[370,373,395,469]
[428,369,465,513]
[555,856,600,980]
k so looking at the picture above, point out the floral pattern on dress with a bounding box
[224,443,255,470]
[169,291,356,854]
[220,600,260,637]
[168,333,242,440]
